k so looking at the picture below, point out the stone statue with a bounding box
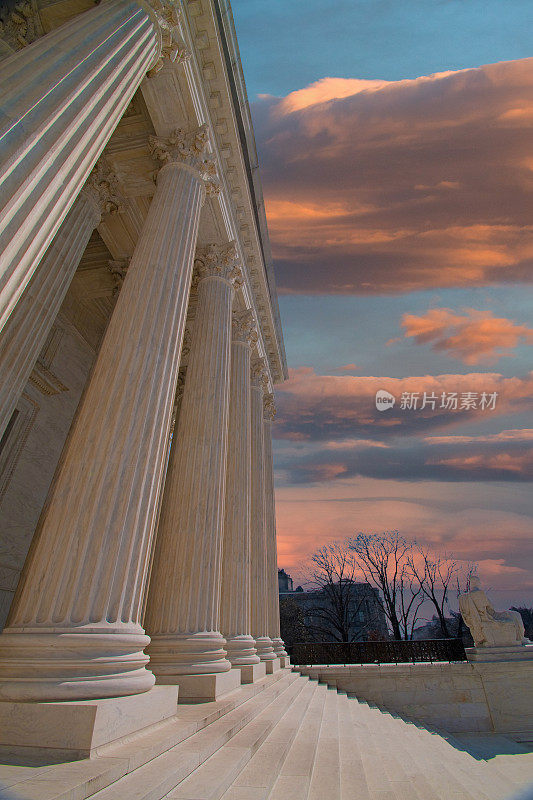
[459,576,530,647]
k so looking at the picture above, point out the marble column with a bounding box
[263,394,287,659]
[250,357,276,662]
[0,0,184,332]
[219,309,260,669]
[145,242,242,691]
[0,126,211,702]
[0,162,122,438]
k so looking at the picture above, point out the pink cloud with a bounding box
[255,58,533,294]
[396,307,533,364]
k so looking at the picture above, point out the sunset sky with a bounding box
[232,1,533,608]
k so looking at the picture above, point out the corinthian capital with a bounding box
[263,393,276,421]
[194,241,242,287]
[82,160,125,223]
[149,125,217,182]
[251,356,268,390]
[232,309,258,347]
[147,0,191,76]
[0,1,42,51]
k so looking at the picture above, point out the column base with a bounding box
[272,637,288,658]
[0,628,155,702]
[0,685,178,761]
[224,634,261,666]
[168,669,241,703]
[254,636,276,662]
[279,656,290,669]
[235,661,267,684]
[265,657,281,674]
[147,631,232,679]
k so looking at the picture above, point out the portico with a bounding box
[0,0,287,751]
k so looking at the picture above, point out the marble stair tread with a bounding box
[219,679,318,800]
[336,694,372,800]
[368,709,501,800]
[163,676,308,799]
[347,696,499,800]
[88,673,301,800]
[307,687,341,800]
[0,672,293,800]
[267,683,329,799]
[423,730,530,796]
[376,706,518,800]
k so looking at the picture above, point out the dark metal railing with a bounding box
[287,638,467,665]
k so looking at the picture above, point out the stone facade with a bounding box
[0,0,288,748]
[280,578,389,642]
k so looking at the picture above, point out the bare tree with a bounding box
[306,542,372,643]
[407,547,460,638]
[349,530,418,640]
[397,561,425,640]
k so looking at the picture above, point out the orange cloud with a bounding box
[255,58,533,294]
[396,307,533,364]
[277,77,391,113]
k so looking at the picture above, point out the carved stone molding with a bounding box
[0,0,42,52]
[146,0,191,77]
[108,258,130,296]
[263,393,276,421]
[251,355,268,390]
[148,125,217,183]
[204,179,221,198]
[28,364,68,396]
[82,160,125,223]
[193,241,242,287]
[232,308,257,347]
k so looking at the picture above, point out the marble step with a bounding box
[0,670,292,800]
[357,701,518,800]
[88,672,302,800]
[346,698,493,800]
[162,674,309,800]
[430,730,532,794]
[307,687,341,800]
[267,682,329,799]
[219,678,318,800]
[336,691,372,800]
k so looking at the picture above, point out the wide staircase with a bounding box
[1,668,532,800]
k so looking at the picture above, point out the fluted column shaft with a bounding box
[263,397,287,658]
[0,0,161,332]
[0,153,206,702]
[0,187,103,437]
[145,243,240,678]
[250,359,276,661]
[219,311,259,667]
